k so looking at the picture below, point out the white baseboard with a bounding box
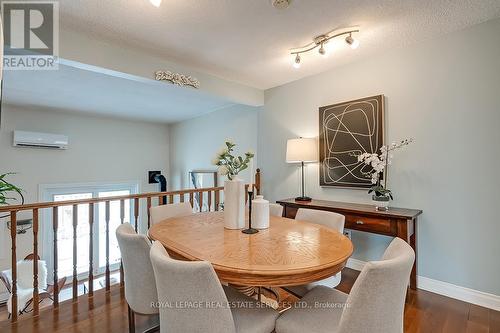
[345,259,500,311]
[346,258,366,271]
[417,276,500,311]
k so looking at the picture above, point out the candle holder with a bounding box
[242,191,258,234]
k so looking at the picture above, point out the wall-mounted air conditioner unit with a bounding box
[13,131,69,150]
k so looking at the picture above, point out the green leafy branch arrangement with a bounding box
[0,173,23,205]
[212,140,254,180]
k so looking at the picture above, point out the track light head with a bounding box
[293,54,301,68]
[345,34,359,49]
[318,43,327,57]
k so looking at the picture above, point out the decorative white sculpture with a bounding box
[155,70,200,88]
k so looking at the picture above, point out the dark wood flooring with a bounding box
[1,268,498,333]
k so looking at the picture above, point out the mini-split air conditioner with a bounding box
[13,131,69,150]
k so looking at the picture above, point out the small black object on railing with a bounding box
[149,171,167,204]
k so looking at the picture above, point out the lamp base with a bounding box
[295,196,312,202]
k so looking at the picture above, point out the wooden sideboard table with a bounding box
[276,198,422,290]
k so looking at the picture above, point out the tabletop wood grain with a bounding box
[148,211,353,286]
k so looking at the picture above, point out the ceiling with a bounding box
[2,64,235,123]
[60,0,500,89]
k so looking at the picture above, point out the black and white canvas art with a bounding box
[319,95,385,188]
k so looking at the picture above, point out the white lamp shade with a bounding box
[286,138,318,163]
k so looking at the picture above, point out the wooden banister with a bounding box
[88,203,94,297]
[208,191,212,211]
[135,198,141,232]
[32,208,39,316]
[146,197,151,230]
[0,169,262,214]
[255,168,261,195]
[1,169,262,323]
[10,211,18,322]
[105,201,110,291]
[215,190,220,211]
[0,187,223,213]
[72,204,78,300]
[120,200,125,287]
[198,191,203,211]
[52,207,59,308]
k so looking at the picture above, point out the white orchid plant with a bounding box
[354,138,413,200]
[212,140,254,180]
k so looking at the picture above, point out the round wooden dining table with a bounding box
[148,211,353,287]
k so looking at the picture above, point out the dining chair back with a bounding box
[116,223,158,332]
[285,208,346,297]
[295,208,345,231]
[150,240,236,333]
[337,237,415,333]
[150,202,193,225]
[269,203,284,217]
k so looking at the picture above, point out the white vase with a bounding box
[252,195,270,229]
[224,177,245,229]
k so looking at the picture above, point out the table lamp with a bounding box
[286,137,318,202]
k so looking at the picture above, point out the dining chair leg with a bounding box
[128,304,136,333]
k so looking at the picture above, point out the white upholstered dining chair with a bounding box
[276,237,415,333]
[116,223,159,333]
[285,208,345,297]
[149,240,279,333]
[269,203,284,217]
[149,202,193,225]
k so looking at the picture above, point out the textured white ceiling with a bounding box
[2,64,234,123]
[59,1,500,89]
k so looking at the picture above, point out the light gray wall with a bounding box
[259,18,500,295]
[0,105,170,276]
[169,104,260,190]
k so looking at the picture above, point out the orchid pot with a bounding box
[372,194,390,211]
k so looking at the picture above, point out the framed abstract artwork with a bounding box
[319,95,385,188]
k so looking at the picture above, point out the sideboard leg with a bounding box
[409,218,417,290]
[397,218,417,290]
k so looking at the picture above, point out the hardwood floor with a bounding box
[1,268,498,333]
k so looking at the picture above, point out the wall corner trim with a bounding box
[346,259,500,311]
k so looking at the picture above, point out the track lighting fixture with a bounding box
[290,28,359,68]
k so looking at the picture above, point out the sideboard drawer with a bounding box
[345,215,392,234]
